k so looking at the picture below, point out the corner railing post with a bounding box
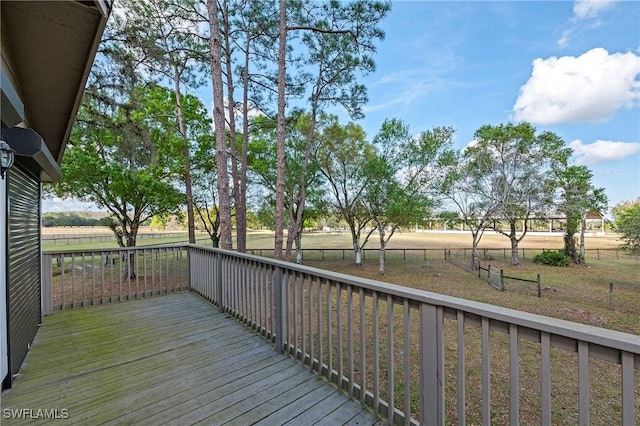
[41,253,53,316]
[419,303,444,426]
[274,266,288,354]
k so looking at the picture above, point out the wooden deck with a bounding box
[1,293,385,425]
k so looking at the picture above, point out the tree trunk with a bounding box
[223,0,244,252]
[471,231,480,270]
[564,232,578,263]
[238,30,251,254]
[378,228,386,275]
[173,72,195,244]
[510,237,519,265]
[274,0,287,259]
[294,232,303,264]
[352,232,362,266]
[509,222,520,265]
[579,211,587,259]
[208,0,233,250]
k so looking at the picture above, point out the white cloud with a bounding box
[513,48,640,125]
[558,0,617,47]
[569,139,640,165]
[573,0,616,20]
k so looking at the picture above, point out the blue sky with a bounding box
[349,0,640,211]
[45,0,639,213]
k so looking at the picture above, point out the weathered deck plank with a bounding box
[1,293,384,425]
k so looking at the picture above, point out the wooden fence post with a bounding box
[609,283,613,310]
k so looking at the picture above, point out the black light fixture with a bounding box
[0,140,16,179]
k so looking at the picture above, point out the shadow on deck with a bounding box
[2,293,384,425]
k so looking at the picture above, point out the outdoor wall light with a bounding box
[0,140,16,179]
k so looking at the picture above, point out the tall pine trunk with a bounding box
[274,0,287,259]
[208,0,232,250]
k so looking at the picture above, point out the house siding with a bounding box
[6,165,41,388]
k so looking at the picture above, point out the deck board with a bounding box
[1,293,384,425]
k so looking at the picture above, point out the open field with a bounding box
[43,228,638,334]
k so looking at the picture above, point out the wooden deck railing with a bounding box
[42,245,188,314]
[43,244,639,425]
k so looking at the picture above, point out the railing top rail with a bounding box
[43,244,187,256]
[189,244,640,355]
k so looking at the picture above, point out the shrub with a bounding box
[534,250,571,267]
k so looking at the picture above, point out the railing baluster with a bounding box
[509,323,519,426]
[71,253,76,309]
[309,276,315,371]
[482,317,491,426]
[578,340,589,425]
[457,310,466,426]
[387,293,394,425]
[81,253,86,307]
[318,278,323,376]
[373,291,380,415]
[151,248,155,296]
[359,287,366,406]
[293,271,298,356]
[100,251,106,305]
[621,351,635,426]
[60,254,65,310]
[91,252,95,306]
[337,282,343,388]
[541,332,551,426]
[347,284,354,397]
[326,280,333,383]
[403,300,411,426]
[119,250,124,301]
[301,274,307,363]
[136,249,140,297]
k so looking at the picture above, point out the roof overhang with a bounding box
[0,1,111,165]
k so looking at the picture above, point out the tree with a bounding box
[317,119,374,265]
[475,123,571,265]
[362,119,454,275]
[53,83,184,251]
[442,126,516,270]
[280,0,390,260]
[272,0,390,260]
[554,165,608,263]
[613,198,640,255]
[114,0,209,245]
[249,112,328,263]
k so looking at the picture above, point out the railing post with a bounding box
[274,266,288,354]
[41,253,53,316]
[419,303,444,426]
[186,246,191,291]
[216,252,224,313]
